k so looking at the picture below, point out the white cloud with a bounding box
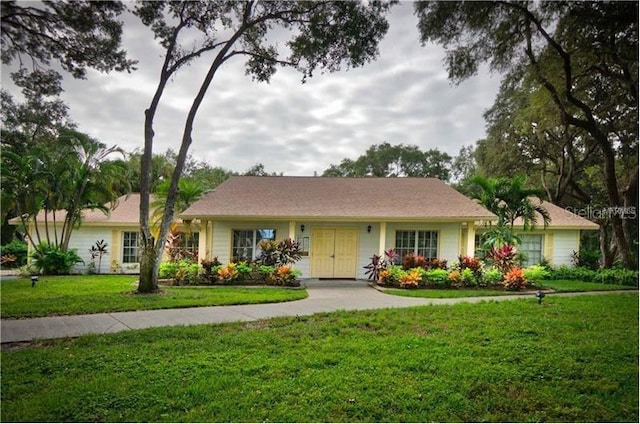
[1,2,501,176]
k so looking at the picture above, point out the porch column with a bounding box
[197,220,207,262]
[378,221,387,255]
[466,221,475,257]
[205,220,214,260]
[288,221,296,240]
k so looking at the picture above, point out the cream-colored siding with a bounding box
[30,225,113,274]
[552,230,580,266]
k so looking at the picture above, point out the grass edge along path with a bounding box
[0,275,308,319]
[382,279,635,299]
[1,293,637,423]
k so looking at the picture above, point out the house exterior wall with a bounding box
[551,230,580,266]
[207,220,464,279]
[29,225,114,274]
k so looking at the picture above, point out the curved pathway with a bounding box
[1,279,635,344]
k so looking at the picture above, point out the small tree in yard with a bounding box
[134,1,396,293]
[89,240,108,274]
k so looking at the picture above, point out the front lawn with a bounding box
[384,279,634,299]
[1,294,637,422]
[0,275,307,319]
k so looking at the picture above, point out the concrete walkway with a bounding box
[1,279,636,344]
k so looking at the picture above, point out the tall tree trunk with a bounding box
[599,224,613,268]
[137,108,160,293]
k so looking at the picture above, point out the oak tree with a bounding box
[134,0,396,292]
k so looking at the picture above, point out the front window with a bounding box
[232,229,276,260]
[519,234,543,266]
[122,231,140,263]
[395,230,438,259]
[182,232,199,254]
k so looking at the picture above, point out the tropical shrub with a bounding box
[429,258,448,270]
[200,257,221,283]
[402,253,429,270]
[523,265,550,284]
[547,266,598,282]
[235,261,253,280]
[364,253,385,281]
[159,262,179,279]
[378,265,404,286]
[460,268,477,286]
[175,261,201,285]
[258,238,302,267]
[592,268,639,286]
[217,263,239,283]
[423,268,449,287]
[271,265,301,286]
[483,266,503,285]
[30,243,83,275]
[385,248,401,265]
[503,267,528,291]
[0,239,28,268]
[487,244,517,273]
[399,268,421,288]
[448,270,462,287]
[258,264,276,279]
[88,239,109,274]
[457,256,483,280]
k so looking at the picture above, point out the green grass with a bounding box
[543,279,636,292]
[1,293,637,422]
[0,275,307,318]
[384,280,635,299]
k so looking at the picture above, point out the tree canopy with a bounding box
[1,0,135,79]
[415,0,638,268]
[323,142,452,180]
[135,0,397,292]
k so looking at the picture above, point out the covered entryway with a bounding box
[311,228,359,278]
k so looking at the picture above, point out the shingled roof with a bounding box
[512,198,599,230]
[180,176,497,221]
[27,193,151,225]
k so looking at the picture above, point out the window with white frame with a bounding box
[232,229,276,260]
[180,232,199,254]
[395,230,438,259]
[122,231,140,263]
[519,234,543,266]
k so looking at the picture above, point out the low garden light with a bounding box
[536,290,546,304]
[31,275,39,288]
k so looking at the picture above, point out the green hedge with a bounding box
[548,266,638,287]
[0,240,28,268]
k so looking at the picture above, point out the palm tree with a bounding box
[151,178,207,247]
[2,128,130,251]
[471,175,551,230]
[56,130,131,251]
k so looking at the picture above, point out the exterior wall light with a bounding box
[300,224,305,233]
[367,225,372,233]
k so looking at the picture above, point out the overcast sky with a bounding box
[2,1,502,176]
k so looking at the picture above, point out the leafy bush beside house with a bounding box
[30,243,83,275]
